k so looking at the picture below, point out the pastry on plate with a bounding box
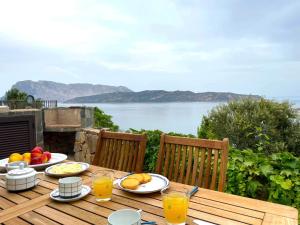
[127,174,144,183]
[141,173,152,183]
[121,178,140,190]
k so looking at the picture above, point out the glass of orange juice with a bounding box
[161,188,189,225]
[92,170,114,202]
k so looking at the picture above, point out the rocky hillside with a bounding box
[65,90,260,103]
[12,80,132,102]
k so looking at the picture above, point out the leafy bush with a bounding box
[198,98,300,155]
[4,88,28,100]
[227,148,300,210]
[130,129,162,172]
[94,107,119,131]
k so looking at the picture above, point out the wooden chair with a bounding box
[156,134,229,192]
[92,129,147,173]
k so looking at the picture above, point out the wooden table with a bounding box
[0,164,298,225]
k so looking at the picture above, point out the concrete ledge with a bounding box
[0,106,9,113]
[45,124,81,132]
[45,126,82,132]
[43,107,94,131]
[81,128,100,134]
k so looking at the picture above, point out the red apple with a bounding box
[30,156,43,165]
[30,146,44,165]
[31,146,43,154]
[31,146,43,160]
[43,151,51,161]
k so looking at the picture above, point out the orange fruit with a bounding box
[22,152,31,163]
[8,153,23,162]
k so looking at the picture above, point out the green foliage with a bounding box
[4,88,28,100]
[34,98,44,109]
[93,107,119,131]
[198,98,300,155]
[227,148,300,210]
[130,129,162,172]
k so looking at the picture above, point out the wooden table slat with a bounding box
[3,217,31,225]
[48,201,108,224]
[20,211,61,225]
[0,194,50,223]
[34,206,91,225]
[195,187,298,220]
[188,196,265,219]
[0,196,15,210]
[0,187,29,204]
[262,213,298,225]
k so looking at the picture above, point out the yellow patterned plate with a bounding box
[45,162,89,177]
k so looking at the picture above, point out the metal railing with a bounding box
[0,100,57,109]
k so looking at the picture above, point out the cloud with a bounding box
[0,0,300,97]
[0,0,131,54]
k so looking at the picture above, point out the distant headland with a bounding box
[11,80,260,103]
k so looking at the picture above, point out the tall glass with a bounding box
[92,170,114,202]
[161,188,189,225]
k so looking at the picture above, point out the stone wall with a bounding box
[73,128,100,163]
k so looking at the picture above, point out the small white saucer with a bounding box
[50,185,91,202]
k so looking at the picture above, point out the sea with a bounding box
[60,98,300,135]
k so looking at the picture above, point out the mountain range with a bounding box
[66,90,260,103]
[11,80,260,103]
[12,80,132,102]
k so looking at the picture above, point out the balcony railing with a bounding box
[0,100,57,109]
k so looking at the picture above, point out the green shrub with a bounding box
[227,148,300,210]
[4,88,28,100]
[198,98,300,155]
[94,107,119,131]
[130,129,162,172]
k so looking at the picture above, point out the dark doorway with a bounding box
[0,115,36,159]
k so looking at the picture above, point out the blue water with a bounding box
[60,98,300,135]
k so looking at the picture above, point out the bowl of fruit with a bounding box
[0,146,67,171]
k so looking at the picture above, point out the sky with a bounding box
[0,0,300,98]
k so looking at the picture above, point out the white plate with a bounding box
[116,173,169,194]
[193,220,216,225]
[45,162,90,177]
[50,185,91,202]
[0,153,68,171]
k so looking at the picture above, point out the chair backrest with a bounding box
[92,129,147,173]
[156,134,229,192]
